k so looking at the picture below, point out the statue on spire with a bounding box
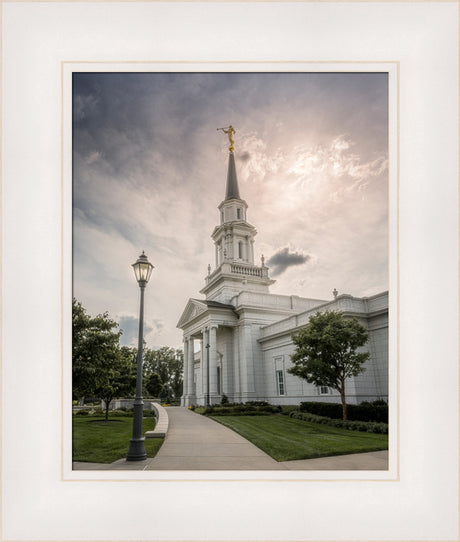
[217,125,236,152]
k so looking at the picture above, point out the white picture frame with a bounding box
[1,1,458,540]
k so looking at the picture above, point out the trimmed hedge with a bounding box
[202,404,282,416]
[290,410,388,434]
[280,405,302,416]
[73,408,156,418]
[299,401,388,423]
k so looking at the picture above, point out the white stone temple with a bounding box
[178,140,388,407]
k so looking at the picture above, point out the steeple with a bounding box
[225,152,240,200]
[201,128,275,303]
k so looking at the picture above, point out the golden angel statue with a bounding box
[217,125,236,152]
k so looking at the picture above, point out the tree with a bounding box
[143,346,184,399]
[95,346,136,420]
[72,299,136,419]
[288,311,370,420]
[73,298,122,399]
[145,372,163,397]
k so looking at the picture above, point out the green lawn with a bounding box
[211,415,388,462]
[73,416,164,463]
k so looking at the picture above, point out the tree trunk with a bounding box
[105,399,111,421]
[339,383,347,420]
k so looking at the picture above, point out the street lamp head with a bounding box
[132,251,154,285]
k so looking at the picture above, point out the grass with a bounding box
[210,415,388,462]
[73,416,164,463]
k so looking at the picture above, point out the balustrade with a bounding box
[230,263,263,277]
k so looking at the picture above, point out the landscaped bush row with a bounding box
[74,408,156,417]
[279,405,301,416]
[202,404,282,416]
[299,400,388,423]
[290,410,388,434]
[211,410,273,416]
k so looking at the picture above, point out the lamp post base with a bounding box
[126,438,147,461]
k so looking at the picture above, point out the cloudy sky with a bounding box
[73,72,388,349]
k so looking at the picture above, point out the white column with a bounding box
[233,329,241,401]
[197,338,203,398]
[187,337,195,397]
[200,333,205,402]
[182,336,189,403]
[239,322,255,400]
[202,328,209,405]
[209,325,218,400]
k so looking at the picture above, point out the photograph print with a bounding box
[72,71,389,470]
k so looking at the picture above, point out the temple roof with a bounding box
[200,299,235,310]
[225,152,240,200]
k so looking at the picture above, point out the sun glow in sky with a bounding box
[73,72,389,349]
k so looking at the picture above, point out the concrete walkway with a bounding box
[280,450,388,470]
[73,407,388,471]
[145,407,284,470]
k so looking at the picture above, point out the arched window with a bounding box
[237,208,241,220]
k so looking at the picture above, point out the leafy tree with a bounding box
[145,372,163,397]
[143,346,183,399]
[168,349,184,399]
[73,299,183,414]
[96,346,136,420]
[73,298,122,400]
[289,311,370,420]
[72,299,136,419]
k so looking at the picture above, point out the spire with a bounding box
[225,152,240,200]
[217,125,240,200]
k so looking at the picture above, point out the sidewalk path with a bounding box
[279,450,388,470]
[72,407,388,471]
[145,407,285,470]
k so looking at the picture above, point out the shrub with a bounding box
[110,409,130,417]
[370,399,387,406]
[289,410,388,434]
[299,401,388,423]
[201,404,281,416]
[280,405,300,416]
[75,409,89,416]
[221,394,229,405]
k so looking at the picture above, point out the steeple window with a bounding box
[238,241,243,260]
[237,208,241,220]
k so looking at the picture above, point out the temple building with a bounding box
[177,129,388,407]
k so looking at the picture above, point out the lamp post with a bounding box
[127,251,154,461]
[205,342,210,407]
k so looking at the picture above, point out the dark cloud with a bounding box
[267,247,311,277]
[239,151,251,163]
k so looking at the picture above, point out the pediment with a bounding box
[176,298,208,329]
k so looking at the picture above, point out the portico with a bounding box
[178,299,239,406]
